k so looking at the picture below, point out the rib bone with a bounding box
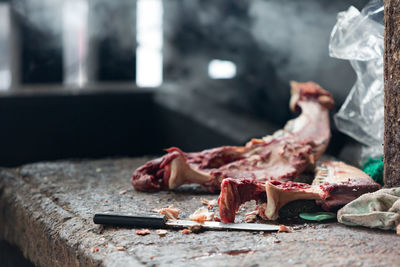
[218,161,381,222]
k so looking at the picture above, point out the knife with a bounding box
[93,213,280,232]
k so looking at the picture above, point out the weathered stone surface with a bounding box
[0,158,399,266]
[384,0,400,187]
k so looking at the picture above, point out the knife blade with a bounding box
[93,213,280,232]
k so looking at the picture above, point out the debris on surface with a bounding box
[156,229,167,237]
[181,229,191,234]
[245,210,258,223]
[278,225,292,233]
[119,189,128,195]
[154,205,180,220]
[136,229,151,236]
[91,247,99,253]
[116,247,125,251]
[188,225,204,234]
[397,224,400,235]
[189,207,215,223]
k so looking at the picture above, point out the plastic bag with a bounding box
[329,0,384,161]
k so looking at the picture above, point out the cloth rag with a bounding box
[337,188,400,234]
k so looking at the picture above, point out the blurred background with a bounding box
[0,0,369,167]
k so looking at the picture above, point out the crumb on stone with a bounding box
[245,210,258,223]
[136,229,151,236]
[278,225,292,233]
[156,229,167,237]
[181,229,191,234]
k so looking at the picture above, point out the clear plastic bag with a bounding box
[329,0,384,161]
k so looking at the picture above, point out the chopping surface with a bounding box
[0,158,399,267]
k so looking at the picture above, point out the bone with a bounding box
[167,154,212,189]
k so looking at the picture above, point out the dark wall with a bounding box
[12,0,369,115]
[0,90,156,166]
[164,0,369,125]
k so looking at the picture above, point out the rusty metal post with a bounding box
[384,0,400,187]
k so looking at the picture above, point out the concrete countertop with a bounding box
[0,158,399,266]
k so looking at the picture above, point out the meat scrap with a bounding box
[119,189,128,195]
[213,216,221,222]
[278,225,292,233]
[245,210,259,223]
[218,179,266,223]
[156,229,167,237]
[189,207,215,223]
[136,229,151,236]
[132,81,334,193]
[181,229,191,234]
[153,205,180,220]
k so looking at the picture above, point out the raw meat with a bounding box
[132,81,334,192]
[218,178,266,223]
[189,207,215,223]
[218,161,381,222]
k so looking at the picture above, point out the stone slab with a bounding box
[0,158,399,266]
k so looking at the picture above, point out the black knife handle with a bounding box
[93,213,167,228]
